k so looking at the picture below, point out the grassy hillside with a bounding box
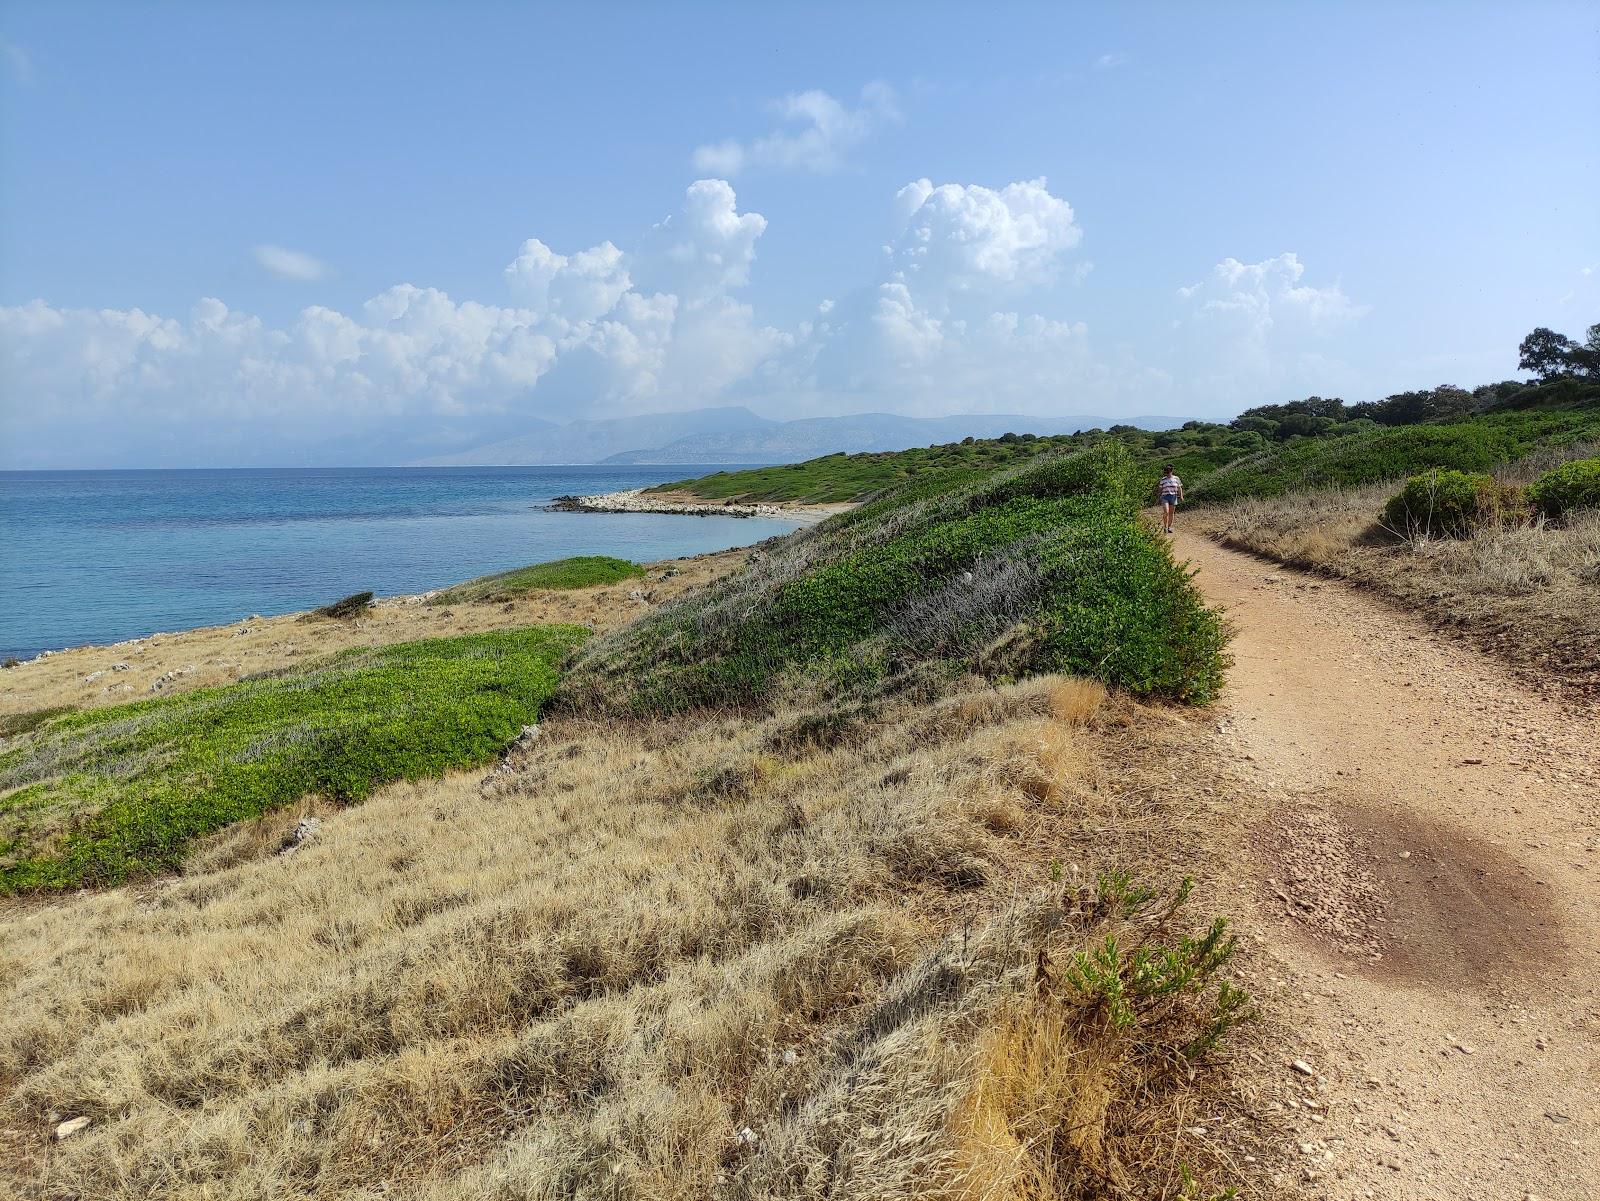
[651,437,1079,503]
[0,626,584,891]
[429,554,644,605]
[657,378,1600,512]
[1188,397,1600,506]
[562,444,1227,716]
[0,673,1261,1201]
[649,426,1264,505]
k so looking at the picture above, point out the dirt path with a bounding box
[1172,531,1600,1200]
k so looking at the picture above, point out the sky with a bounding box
[1,0,1596,468]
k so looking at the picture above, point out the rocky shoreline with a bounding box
[552,488,841,524]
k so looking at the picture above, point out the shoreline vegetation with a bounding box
[0,549,752,716]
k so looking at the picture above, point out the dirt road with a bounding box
[1173,532,1599,1200]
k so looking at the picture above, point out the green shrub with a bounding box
[313,591,374,619]
[1527,457,1600,518]
[1382,469,1519,537]
[558,444,1228,715]
[0,625,586,891]
[431,555,644,605]
[0,707,76,739]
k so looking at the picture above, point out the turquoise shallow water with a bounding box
[0,466,796,662]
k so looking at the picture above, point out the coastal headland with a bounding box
[552,486,851,524]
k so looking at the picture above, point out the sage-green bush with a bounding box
[1382,469,1518,537]
[1526,457,1600,518]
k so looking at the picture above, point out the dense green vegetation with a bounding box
[430,555,644,605]
[1189,388,1600,505]
[654,427,1268,505]
[652,437,1088,503]
[0,626,585,891]
[558,444,1227,717]
[660,377,1599,513]
[1527,457,1600,519]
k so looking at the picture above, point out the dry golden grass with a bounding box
[0,673,1259,1200]
[1189,459,1600,697]
[0,548,748,719]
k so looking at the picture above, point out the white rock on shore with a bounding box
[559,488,837,524]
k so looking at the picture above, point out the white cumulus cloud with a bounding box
[253,245,329,282]
[888,178,1082,291]
[0,175,1373,466]
[503,238,630,324]
[754,177,1125,414]
[1172,252,1368,400]
[635,178,768,302]
[692,82,899,175]
[1178,253,1364,337]
[2,182,781,465]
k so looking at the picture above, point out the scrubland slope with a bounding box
[2,444,1263,1199]
[2,676,1264,1200]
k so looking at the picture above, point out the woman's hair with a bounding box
[1162,464,1175,474]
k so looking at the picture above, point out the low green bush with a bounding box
[1382,469,1519,537]
[1527,457,1600,518]
[0,706,76,739]
[313,591,375,619]
[558,444,1228,716]
[0,625,586,891]
[431,555,644,605]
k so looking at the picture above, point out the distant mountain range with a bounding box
[412,407,1175,466]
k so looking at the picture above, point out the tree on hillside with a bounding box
[1518,323,1599,380]
[1230,396,1350,440]
[1350,385,1478,426]
[1583,323,1600,375]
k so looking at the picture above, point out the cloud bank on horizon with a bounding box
[0,64,1372,468]
[0,167,1363,466]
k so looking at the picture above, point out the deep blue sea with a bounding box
[0,466,797,662]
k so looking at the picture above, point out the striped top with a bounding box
[1160,474,1182,496]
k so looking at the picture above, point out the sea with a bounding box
[0,466,798,663]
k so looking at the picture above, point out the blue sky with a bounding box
[2,0,1596,467]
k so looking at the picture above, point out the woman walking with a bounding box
[1158,465,1183,535]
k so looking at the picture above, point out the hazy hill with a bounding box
[413,406,1163,466]
[412,407,772,466]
